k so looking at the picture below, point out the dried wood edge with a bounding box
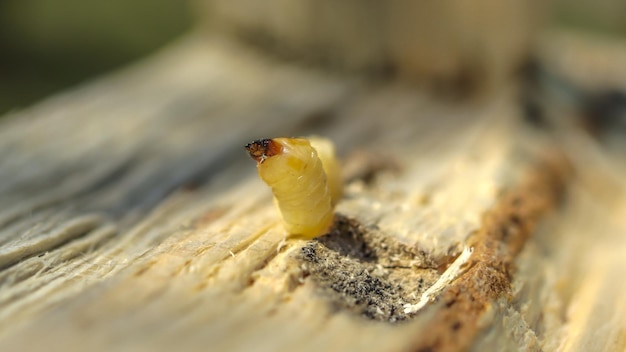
[0,214,104,270]
[409,151,571,352]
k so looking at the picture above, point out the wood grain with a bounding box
[0,30,625,351]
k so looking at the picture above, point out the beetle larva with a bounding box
[308,136,342,205]
[245,137,340,239]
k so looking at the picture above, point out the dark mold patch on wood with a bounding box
[299,214,440,323]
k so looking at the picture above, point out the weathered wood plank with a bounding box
[0,29,625,352]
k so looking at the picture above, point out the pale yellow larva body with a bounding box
[245,137,340,239]
[308,136,342,205]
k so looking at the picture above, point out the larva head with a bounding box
[245,139,283,164]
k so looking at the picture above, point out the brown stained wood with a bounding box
[0,29,625,352]
[411,152,570,351]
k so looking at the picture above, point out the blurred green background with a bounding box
[0,0,191,114]
[554,0,626,38]
[0,0,624,115]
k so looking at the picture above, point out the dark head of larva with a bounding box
[245,138,282,163]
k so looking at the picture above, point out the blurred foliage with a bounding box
[553,0,626,38]
[0,0,191,114]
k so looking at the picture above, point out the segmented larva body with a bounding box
[245,137,341,239]
[308,136,342,205]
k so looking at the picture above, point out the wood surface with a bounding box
[0,30,625,351]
